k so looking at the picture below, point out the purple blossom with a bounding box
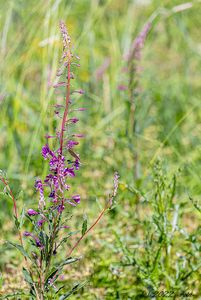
[72,194,80,204]
[37,219,46,227]
[35,179,43,190]
[70,118,79,123]
[49,190,55,198]
[73,159,80,170]
[53,82,66,88]
[49,156,59,170]
[72,134,84,138]
[45,174,59,190]
[35,238,43,248]
[73,89,84,94]
[42,144,53,159]
[45,134,55,139]
[64,184,70,191]
[23,231,44,249]
[27,209,39,216]
[74,108,86,111]
[67,140,79,149]
[64,167,75,177]
[57,204,65,213]
[23,231,31,237]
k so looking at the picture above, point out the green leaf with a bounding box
[7,241,30,259]
[19,207,25,228]
[59,281,87,299]
[57,231,80,249]
[82,216,87,236]
[39,231,49,257]
[22,267,33,286]
[58,257,81,268]
[56,285,65,294]
[14,216,20,229]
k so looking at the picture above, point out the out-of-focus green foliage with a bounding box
[0,0,201,298]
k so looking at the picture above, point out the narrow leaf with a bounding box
[7,242,30,259]
[22,267,33,286]
[58,257,81,268]
[19,207,25,228]
[14,216,20,229]
[59,281,87,299]
[82,216,87,236]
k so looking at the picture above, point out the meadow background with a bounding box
[0,0,201,298]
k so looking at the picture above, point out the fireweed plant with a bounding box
[0,22,119,299]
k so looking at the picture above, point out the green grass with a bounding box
[0,0,201,298]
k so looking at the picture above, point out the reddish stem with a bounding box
[67,206,108,258]
[51,205,108,285]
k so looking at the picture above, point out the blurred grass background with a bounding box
[0,0,201,298]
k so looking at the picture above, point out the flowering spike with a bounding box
[6,21,119,297]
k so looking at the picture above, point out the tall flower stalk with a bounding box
[1,22,119,299]
[119,22,151,180]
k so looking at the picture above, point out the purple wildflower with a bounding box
[42,144,53,159]
[35,179,43,190]
[67,140,79,149]
[57,204,65,213]
[72,134,84,138]
[73,159,80,170]
[61,225,70,229]
[45,134,55,139]
[72,194,80,204]
[35,238,43,248]
[49,190,55,198]
[45,174,59,190]
[74,108,86,111]
[27,209,39,216]
[53,82,66,88]
[64,167,75,177]
[70,118,79,123]
[72,89,84,94]
[23,231,31,237]
[49,156,59,170]
[37,219,46,227]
